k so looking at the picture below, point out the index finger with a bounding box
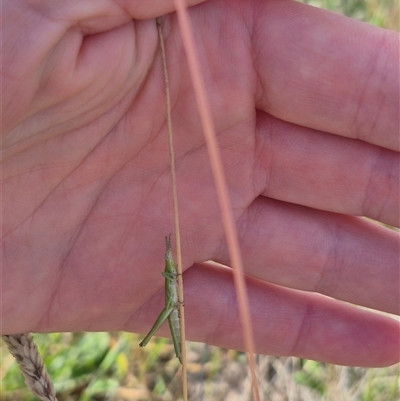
[252,0,399,151]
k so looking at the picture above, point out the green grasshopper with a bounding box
[139,235,182,363]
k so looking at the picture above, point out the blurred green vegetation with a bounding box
[1,1,398,400]
[299,0,399,30]
[1,333,133,401]
[1,333,399,400]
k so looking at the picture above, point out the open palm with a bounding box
[3,0,399,367]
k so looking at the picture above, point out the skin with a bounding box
[2,0,399,367]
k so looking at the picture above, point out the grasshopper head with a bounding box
[165,234,176,273]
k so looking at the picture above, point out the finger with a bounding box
[3,2,156,138]
[251,0,399,151]
[120,0,206,20]
[255,113,399,226]
[223,197,399,315]
[4,0,205,141]
[133,262,400,367]
[12,0,206,32]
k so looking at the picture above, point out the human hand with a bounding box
[2,0,399,367]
